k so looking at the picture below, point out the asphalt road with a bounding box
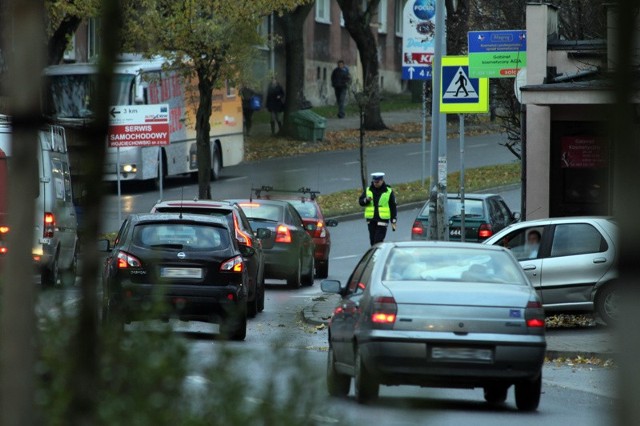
[99,133,517,233]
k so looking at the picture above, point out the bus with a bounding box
[43,55,244,187]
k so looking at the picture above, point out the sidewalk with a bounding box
[301,293,616,359]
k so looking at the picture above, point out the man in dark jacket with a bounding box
[331,60,351,119]
[359,172,398,246]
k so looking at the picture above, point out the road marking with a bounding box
[343,161,359,166]
[284,168,306,173]
[332,254,360,260]
[469,143,489,148]
[406,151,428,156]
[223,176,247,182]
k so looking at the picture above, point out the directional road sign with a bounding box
[401,0,437,80]
[439,56,489,114]
[468,30,527,78]
[108,104,170,147]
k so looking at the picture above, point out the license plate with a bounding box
[160,267,203,279]
[431,347,493,362]
[450,228,461,237]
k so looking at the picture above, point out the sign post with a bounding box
[402,0,436,186]
[108,104,170,223]
[468,30,527,78]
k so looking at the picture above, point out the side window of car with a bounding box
[346,249,376,294]
[289,206,305,228]
[497,200,512,223]
[353,249,380,294]
[550,223,606,257]
[495,226,545,261]
[489,199,506,224]
[114,219,130,246]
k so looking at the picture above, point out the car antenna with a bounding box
[179,186,184,219]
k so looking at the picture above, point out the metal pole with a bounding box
[159,149,164,200]
[421,81,427,186]
[117,146,121,224]
[459,114,465,242]
[434,0,447,241]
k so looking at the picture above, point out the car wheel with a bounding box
[354,347,379,404]
[257,274,265,312]
[41,253,59,288]
[596,285,619,325]
[515,375,541,412]
[302,256,315,286]
[210,145,221,181]
[316,260,329,279]
[484,384,509,405]
[60,247,78,287]
[287,258,302,289]
[327,346,350,397]
[247,287,258,318]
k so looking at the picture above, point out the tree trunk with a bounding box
[279,2,313,137]
[337,0,386,130]
[196,66,213,200]
[47,15,82,65]
[0,2,44,424]
[445,0,469,55]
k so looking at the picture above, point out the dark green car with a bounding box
[411,194,520,242]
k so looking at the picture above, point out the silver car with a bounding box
[321,242,546,411]
[484,217,618,324]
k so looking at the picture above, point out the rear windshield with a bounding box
[238,203,283,222]
[155,207,230,218]
[383,247,525,285]
[286,200,319,219]
[133,223,230,251]
[419,199,485,219]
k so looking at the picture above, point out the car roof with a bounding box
[152,199,236,211]
[129,213,230,227]
[384,240,508,252]
[446,193,497,200]
[225,198,292,208]
[505,216,614,226]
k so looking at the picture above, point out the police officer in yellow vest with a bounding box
[358,172,398,246]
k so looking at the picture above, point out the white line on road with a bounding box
[331,254,360,260]
[284,168,306,173]
[469,143,489,148]
[406,151,428,156]
[223,176,248,182]
[343,161,359,166]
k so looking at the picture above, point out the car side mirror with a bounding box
[325,219,338,227]
[305,223,317,232]
[512,212,521,222]
[239,244,256,257]
[321,279,341,294]
[256,228,272,239]
[97,239,111,252]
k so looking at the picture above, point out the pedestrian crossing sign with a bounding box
[439,56,489,114]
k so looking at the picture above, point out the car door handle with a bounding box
[593,257,607,264]
[522,264,537,271]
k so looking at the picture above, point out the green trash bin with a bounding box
[290,110,327,142]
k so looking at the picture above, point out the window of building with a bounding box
[395,0,405,36]
[378,0,388,33]
[63,34,76,62]
[257,16,269,51]
[315,0,331,24]
[87,18,101,59]
[226,80,236,97]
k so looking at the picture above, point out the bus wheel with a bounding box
[210,145,221,181]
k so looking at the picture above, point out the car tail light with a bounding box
[233,213,252,247]
[411,220,424,236]
[314,221,326,238]
[0,246,7,254]
[43,212,55,238]
[525,301,545,328]
[371,296,397,329]
[275,224,292,243]
[220,255,243,272]
[117,251,142,269]
[0,226,9,234]
[478,223,493,239]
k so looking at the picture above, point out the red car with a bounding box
[252,187,337,278]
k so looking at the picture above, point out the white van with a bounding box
[0,116,79,287]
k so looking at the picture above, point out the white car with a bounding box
[484,217,618,324]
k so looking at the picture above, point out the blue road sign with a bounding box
[441,65,479,104]
[468,30,527,53]
[402,66,432,81]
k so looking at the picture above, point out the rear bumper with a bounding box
[116,283,247,322]
[313,239,329,262]
[358,331,546,387]
[262,245,299,279]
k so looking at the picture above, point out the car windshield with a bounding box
[238,203,282,222]
[419,199,485,219]
[43,74,133,119]
[133,223,229,251]
[383,247,525,285]
[155,207,229,218]
[286,199,319,219]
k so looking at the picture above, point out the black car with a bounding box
[225,199,315,289]
[411,194,520,242]
[101,213,253,340]
[150,199,270,318]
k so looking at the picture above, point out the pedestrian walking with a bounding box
[331,60,351,118]
[240,85,259,136]
[358,172,397,246]
[266,77,285,136]
[454,71,469,97]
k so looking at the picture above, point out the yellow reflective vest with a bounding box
[364,187,392,220]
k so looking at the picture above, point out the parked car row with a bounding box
[100,187,339,340]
